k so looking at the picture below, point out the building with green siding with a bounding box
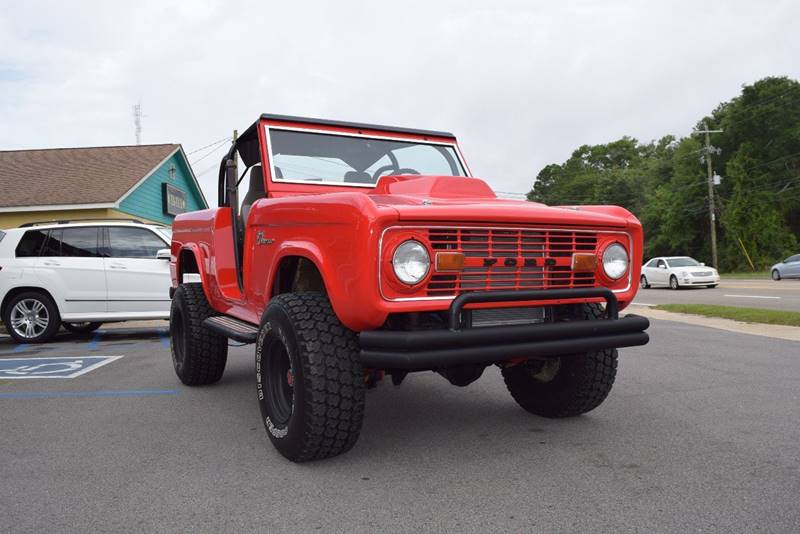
[0,144,208,229]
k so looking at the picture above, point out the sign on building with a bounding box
[162,183,188,216]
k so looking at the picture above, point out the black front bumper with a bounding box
[359,288,650,370]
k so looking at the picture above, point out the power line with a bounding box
[187,136,233,155]
[190,138,232,165]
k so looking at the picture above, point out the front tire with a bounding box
[255,292,365,462]
[670,275,680,290]
[640,275,650,289]
[170,283,228,386]
[772,270,781,281]
[2,291,61,344]
[501,303,618,418]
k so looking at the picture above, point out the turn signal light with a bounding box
[572,253,597,273]
[435,252,465,271]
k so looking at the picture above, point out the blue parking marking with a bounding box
[88,331,102,350]
[0,356,123,379]
[159,331,170,348]
[14,344,29,353]
[0,389,179,399]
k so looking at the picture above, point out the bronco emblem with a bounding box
[256,231,274,245]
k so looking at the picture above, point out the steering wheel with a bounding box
[372,165,421,181]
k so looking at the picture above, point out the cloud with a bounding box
[1,0,798,199]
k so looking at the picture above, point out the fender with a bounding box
[171,243,212,301]
[264,242,357,329]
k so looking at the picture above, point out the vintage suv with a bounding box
[168,114,650,462]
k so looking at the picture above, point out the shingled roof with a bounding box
[0,144,181,208]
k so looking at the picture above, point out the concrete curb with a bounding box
[629,304,800,342]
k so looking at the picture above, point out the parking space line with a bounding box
[88,331,102,350]
[724,294,781,299]
[0,389,179,399]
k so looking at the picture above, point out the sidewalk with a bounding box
[629,303,800,342]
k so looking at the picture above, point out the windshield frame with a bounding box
[264,125,472,189]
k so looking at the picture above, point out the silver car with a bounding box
[771,254,800,280]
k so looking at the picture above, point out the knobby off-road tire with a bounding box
[501,303,618,418]
[170,283,228,386]
[255,292,365,462]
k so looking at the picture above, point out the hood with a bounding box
[366,175,635,228]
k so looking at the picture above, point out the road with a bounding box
[634,278,800,312]
[1,321,799,533]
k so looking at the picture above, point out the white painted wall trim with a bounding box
[0,203,117,213]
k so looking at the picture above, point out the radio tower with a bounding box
[132,103,142,145]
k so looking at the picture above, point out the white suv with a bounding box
[0,219,173,343]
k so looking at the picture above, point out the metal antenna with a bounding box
[132,103,143,145]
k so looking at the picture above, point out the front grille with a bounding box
[426,227,598,297]
[693,271,713,277]
[470,307,545,327]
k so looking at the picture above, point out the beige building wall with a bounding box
[0,208,163,230]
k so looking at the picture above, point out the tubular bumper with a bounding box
[359,288,650,370]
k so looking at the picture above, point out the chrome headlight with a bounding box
[392,240,430,285]
[602,243,629,280]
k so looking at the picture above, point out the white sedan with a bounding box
[640,256,720,289]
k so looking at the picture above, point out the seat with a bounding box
[344,170,373,184]
[241,165,265,224]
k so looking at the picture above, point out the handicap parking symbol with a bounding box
[0,356,123,379]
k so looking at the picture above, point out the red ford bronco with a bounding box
[168,114,649,462]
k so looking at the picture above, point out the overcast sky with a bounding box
[1,1,798,200]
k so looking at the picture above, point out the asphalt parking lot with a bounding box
[2,315,799,533]
[634,278,800,312]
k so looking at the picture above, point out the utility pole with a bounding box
[232,129,238,176]
[693,122,723,268]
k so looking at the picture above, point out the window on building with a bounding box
[107,227,167,258]
[15,230,48,257]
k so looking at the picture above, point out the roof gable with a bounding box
[0,144,180,209]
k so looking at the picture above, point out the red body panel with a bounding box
[170,119,644,331]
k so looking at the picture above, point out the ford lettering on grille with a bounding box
[426,227,598,297]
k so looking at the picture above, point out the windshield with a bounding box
[667,257,701,267]
[268,129,466,187]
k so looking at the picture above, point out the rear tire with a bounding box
[772,270,781,281]
[169,283,228,386]
[501,303,618,418]
[63,322,103,334]
[2,291,61,344]
[255,292,365,462]
[670,275,680,290]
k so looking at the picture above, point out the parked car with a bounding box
[0,219,172,343]
[640,256,719,289]
[771,254,800,280]
[168,113,650,462]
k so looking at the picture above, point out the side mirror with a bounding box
[659,264,667,269]
[699,262,705,266]
[156,248,171,260]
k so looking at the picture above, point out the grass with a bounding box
[720,270,770,279]
[654,304,800,327]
